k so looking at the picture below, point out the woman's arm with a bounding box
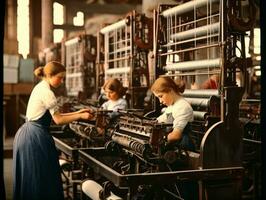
[52,109,94,125]
[59,108,94,116]
[167,128,183,143]
[168,100,193,143]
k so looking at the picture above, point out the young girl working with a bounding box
[151,77,194,150]
[101,78,128,114]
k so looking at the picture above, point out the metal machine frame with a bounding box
[64,34,97,99]
[96,11,153,110]
[49,1,260,199]
[77,1,254,199]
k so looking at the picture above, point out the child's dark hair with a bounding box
[102,78,126,98]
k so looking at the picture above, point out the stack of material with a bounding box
[4,54,20,83]
[4,54,35,84]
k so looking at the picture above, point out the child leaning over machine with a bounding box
[96,78,128,134]
[151,77,194,151]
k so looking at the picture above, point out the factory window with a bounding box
[73,11,84,26]
[253,28,260,55]
[254,66,261,76]
[17,0,29,58]
[53,2,64,25]
[235,28,260,58]
[53,29,64,43]
[245,32,251,57]
[53,2,64,43]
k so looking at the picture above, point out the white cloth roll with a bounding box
[82,180,122,200]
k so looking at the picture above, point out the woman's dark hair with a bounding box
[102,78,126,98]
[151,77,186,94]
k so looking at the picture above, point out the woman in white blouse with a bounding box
[151,77,194,150]
[13,61,94,200]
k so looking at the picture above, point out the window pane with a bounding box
[54,29,64,43]
[17,0,29,58]
[73,11,84,26]
[53,2,64,25]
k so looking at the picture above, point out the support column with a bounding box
[42,0,53,49]
[4,0,18,54]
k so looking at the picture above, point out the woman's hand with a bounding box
[77,108,94,114]
[97,127,105,135]
[79,111,94,120]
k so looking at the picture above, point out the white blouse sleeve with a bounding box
[172,101,193,132]
[101,99,128,111]
[157,112,167,123]
[112,99,127,111]
[101,101,108,110]
[43,89,59,115]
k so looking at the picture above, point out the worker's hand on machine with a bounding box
[77,108,95,114]
[78,108,95,120]
[96,127,105,135]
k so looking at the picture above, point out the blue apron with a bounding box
[13,110,64,200]
[166,112,195,151]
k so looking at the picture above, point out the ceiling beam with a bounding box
[53,24,84,31]
[55,1,141,14]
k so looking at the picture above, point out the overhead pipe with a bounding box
[162,0,219,17]
[170,22,220,41]
[165,58,220,71]
[100,19,127,34]
[105,67,130,75]
[183,89,219,98]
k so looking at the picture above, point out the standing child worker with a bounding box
[13,61,94,200]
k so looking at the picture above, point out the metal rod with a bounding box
[107,56,131,63]
[183,89,219,98]
[167,13,220,31]
[105,67,131,75]
[219,0,225,122]
[160,42,219,55]
[100,19,127,34]
[109,46,131,55]
[243,138,261,145]
[163,35,219,48]
[170,22,220,41]
[109,38,130,46]
[163,188,184,200]
[161,70,220,77]
[162,0,219,17]
[185,98,210,108]
[164,58,220,71]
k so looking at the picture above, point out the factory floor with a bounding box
[3,136,14,200]
[3,135,262,200]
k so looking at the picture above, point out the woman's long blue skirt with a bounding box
[13,120,64,200]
